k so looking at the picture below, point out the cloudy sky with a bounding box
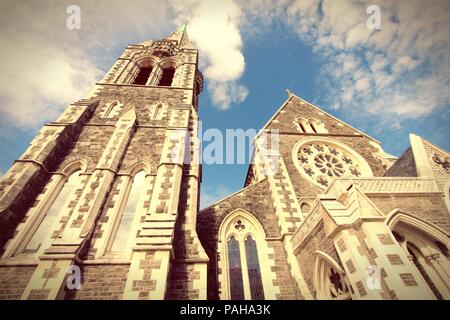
[0,0,449,208]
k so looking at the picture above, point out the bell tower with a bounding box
[0,27,208,300]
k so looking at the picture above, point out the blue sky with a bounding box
[0,1,449,209]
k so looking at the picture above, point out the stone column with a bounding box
[255,141,313,299]
[167,109,209,300]
[123,104,191,300]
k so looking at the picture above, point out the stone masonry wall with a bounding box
[0,266,36,299]
[64,264,129,300]
[384,148,417,177]
[369,193,450,234]
[293,221,341,297]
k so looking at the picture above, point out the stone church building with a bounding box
[0,28,449,300]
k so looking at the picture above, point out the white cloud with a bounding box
[171,0,248,110]
[0,0,173,128]
[239,0,450,124]
[286,0,450,121]
[1,0,448,128]
[200,184,233,209]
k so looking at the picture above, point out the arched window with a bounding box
[133,65,153,85]
[149,102,167,120]
[110,171,145,253]
[22,170,82,255]
[158,67,175,86]
[391,224,450,299]
[293,138,373,188]
[245,235,265,299]
[102,100,122,118]
[219,210,276,300]
[300,201,312,216]
[228,236,244,299]
[314,251,352,300]
[294,117,308,133]
[308,118,327,133]
[294,117,327,134]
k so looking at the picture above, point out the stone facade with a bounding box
[0,28,449,300]
[0,28,207,300]
[199,92,449,300]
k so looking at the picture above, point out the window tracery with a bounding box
[294,140,371,188]
[219,210,275,300]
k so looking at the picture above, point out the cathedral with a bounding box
[0,27,449,300]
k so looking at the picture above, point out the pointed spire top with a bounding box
[166,22,194,48]
[178,22,188,33]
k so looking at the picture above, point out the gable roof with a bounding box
[254,90,381,144]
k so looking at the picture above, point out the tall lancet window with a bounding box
[110,171,145,253]
[220,210,275,300]
[158,67,175,86]
[23,170,82,254]
[245,236,265,299]
[228,236,245,300]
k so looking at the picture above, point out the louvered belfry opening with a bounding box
[133,66,153,85]
[158,67,175,86]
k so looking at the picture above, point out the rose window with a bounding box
[295,141,368,188]
[314,153,345,177]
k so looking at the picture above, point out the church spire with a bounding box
[178,22,188,33]
[167,22,191,47]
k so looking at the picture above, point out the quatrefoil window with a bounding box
[295,141,369,188]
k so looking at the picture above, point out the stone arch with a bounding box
[293,117,309,133]
[126,160,152,176]
[147,101,169,120]
[102,100,123,118]
[218,209,276,300]
[313,251,352,300]
[386,209,450,299]
[131,55,157,85]
[2,160,87,259]
[60,158,89,176]
[299,199,313,217]
[307,117,327,133]
[157,58,181,87]
[386,209,450,247]
[134,55,157,68]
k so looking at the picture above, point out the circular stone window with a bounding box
[294,139,372,188]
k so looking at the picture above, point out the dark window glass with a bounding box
[133,66,153,85]
[299,122,306,132]
[245,235,265,299]
[158,67,175,86]
[310,122,317,133]
[228,236,244,299]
